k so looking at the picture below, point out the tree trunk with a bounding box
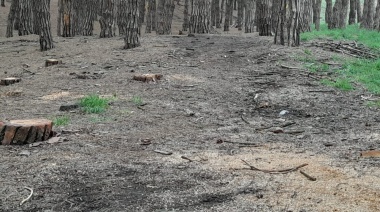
[37,0,54,51]
[362,0,375,29]
[189,0,211,34]
[224,0,233,31]
[82,0,96,36]
[123,0,140,49]
[18,0,34,35]
[329,0,349,29]
[313,0,322,30]
[1,0,5,7]
[220,0,225,25]
[182,0,189,31]
[0,119,53,145]
[325,0,333,25]
[236,0,244,30]
[6,0,19,37]
[256,0,272,36]
[99,0,114,38]
[244,0,255,33]
[139,0,146,27]
[156,0,175,35]
[349,0,357,24]
[374,0,380,30]
[356,0,362,23]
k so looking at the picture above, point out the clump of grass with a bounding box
[131,96,144,106]
[343,59,380,94]
[366,100,380,108]
[321,78,354,91]
[53,116,70,126]
[79,95,109,114]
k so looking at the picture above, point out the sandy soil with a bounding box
[1,1,380,211]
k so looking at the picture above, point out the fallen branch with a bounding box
[240,115,251,125]
[20,187,33,206]
[181,156,193,162]
[223,140,261,147]
[280,64,300,69]
[300,170,317,181]
[241,159,308,174]
[154,149,172,155]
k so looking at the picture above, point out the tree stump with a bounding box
[133,74,163,83]
[0,77,21,86]
[0,119,53,145]
[45,59,62,67]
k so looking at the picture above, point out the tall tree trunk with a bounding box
[146,0,156,33]
[123,0,140,49]
[189,0,211,34]
[236,0,244,30]
[349,0,357,24]
[18,0,34,35]
[182,0,189,31]
[256,0,272,36]
[362,0,375,29]
[1,0,5,7]
[313,0,322,30]
[356,0,362,22]
[274,0,286,44]
[6,0,19,37]
[99,0,114,38]
[139,0,146,27]
[224,0,233,31]
[374,0,380,30]
[82,0,96,36]
[156,0,175,35]
[215,0,221,28]
[329,0,349,29]
[220,0,225,25]
[244,0,255,33]
[325,0,333,26]
[37,0,54,51]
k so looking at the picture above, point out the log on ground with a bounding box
[0,119,53,145]
[0,77,21,86]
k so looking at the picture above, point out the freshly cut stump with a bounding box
[0,77,21,86]
[45,59,62,67]
[0,119,53,145]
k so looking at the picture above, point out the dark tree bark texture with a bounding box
[37,0,54,51]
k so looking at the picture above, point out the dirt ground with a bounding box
[1,1,380,212]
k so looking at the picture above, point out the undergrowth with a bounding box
[79,95,110,114]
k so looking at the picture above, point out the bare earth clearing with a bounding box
[1,1,380,212]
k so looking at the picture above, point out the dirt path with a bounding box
[1,2,380,212]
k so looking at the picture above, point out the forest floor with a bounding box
[1,1,380,212]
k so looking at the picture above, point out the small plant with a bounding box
[79,95,109,114]
[321,78,354,91]
[366,100,380,108]
[131,96,144,106]
[304,49,312,55]
[53,116,70,126]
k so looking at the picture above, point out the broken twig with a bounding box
[181,156,193,162]
[154,149,173,155]
[241,115,251,125]
[20,187,33,206]
[300,170,317,181]
[241,159,308,174]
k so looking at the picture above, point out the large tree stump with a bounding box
[0,119,53,145]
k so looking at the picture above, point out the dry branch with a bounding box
[311,41,379,59]
[300,170,317,181]
[241,159,308,174]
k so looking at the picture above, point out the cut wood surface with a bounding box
[0,77,21,86]
[45,59,62,67]
[0,119,53,145]
[133,74,163,83]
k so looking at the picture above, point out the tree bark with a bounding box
[325,0,333,26]
[224,0,233,31]
[139,0,146,26]
[0,119,53,145]
[236,0,244,30]
[374,0,380,30]
[99,0,114,38]
[182,0,189,31]
[189,0,211,34]
[37,0,54,51]
[122,0,140,49]
[256,0,272,36]
[329,0,349,29]
[244,0,255,33]
[362,0,375,29]
[145,0,156,33]
[1,0,5,7]
[6,0,19,37]
[356,0,362,23]
[18,0,34,35]
[313,0,322,30]
[156,0,175,35]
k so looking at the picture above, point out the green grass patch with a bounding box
[301,24,380,50]
[131,96,144,106]
[321,78,354,91]
[53,116,70,126]
[79,95,110,114]
[366,100,380,108]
